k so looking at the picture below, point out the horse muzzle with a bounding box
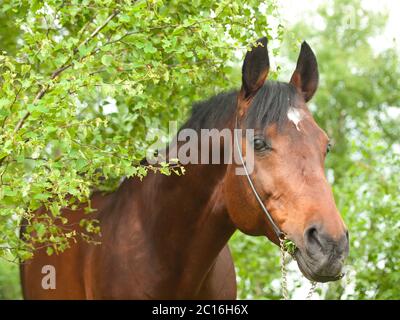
[294,225,349,283]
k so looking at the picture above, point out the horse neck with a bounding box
[140,145,236,296]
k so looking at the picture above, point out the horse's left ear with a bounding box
[290,41,319,102]
[237,37,270,117]
[240,38,269,92]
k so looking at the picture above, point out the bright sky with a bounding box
[278,0,400,52]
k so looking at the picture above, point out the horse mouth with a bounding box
[294,249,345,283]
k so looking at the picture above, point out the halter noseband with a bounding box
[234,116,284,240]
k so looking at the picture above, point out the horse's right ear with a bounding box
[289,41,319,102]
[239,37,270,116]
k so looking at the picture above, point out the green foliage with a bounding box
[327,128,400,299]
[231,233,281,300]
[282,239,296,256]
[0,258,21,299]
[0,0,282,260]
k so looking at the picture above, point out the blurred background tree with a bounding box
[1,0,399,300]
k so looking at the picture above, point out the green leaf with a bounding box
[34,223,46,238]
[144,43,157,54]
[101,55,113,66]
[46,247,54,256]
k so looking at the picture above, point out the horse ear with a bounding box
[239,37,270,112]
[290,41,319,102]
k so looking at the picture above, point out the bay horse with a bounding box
[20,38,349,299]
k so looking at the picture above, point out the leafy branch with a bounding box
[14,10,120,134]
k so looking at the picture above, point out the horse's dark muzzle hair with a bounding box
[295,225,349,283]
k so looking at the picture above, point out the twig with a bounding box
[14,85,48,133]
[1,87,22,128]
[73,10,119,55]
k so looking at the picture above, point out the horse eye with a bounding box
[253,138,268,151]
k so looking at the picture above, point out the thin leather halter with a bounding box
[234,116,284,240]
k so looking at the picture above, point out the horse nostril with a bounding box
[305,226,323,251]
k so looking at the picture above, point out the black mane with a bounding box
[182,81,298,131]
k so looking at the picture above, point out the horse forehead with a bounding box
[265,111,325,146]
